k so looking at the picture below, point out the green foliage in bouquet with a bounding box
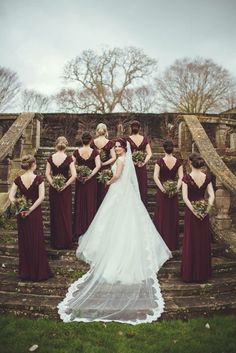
[52,174,66,191]
[11,193,32,216]
[192,199,208,216]
[132,150,146,164]
[163,180,178,197]
[97,169,113,184]
[76,165,92,179]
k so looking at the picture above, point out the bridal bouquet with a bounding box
[52,174,66,191]
[163,180,178,197]
[11,194,32,217]
[192,199,208,217]
[97,169,113,184]
[76,165,92,181]
[132,151,146,164]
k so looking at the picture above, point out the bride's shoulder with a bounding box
[117,156,125,163]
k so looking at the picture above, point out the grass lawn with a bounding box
[0,314,236,353]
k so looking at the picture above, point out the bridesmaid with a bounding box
[181,153,215,283]
[73,131,101,238]
[153,140,183,250]
[91,123,116,207]
[45,136,76,249]
[126,120,152,206]
[9,155,52,281]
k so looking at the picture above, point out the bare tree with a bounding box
[0,66,21,112]
[60,47,157,113]
[55,87,104,113]
[156,57,235,113]
[121,85,158,113]
[22,89,52,112]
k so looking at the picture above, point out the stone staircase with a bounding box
[0,145,236,320]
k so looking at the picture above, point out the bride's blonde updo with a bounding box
[21,155,36,170]
[55,136,68,151]
[96,123,108,138]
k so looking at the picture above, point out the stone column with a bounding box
[230,132,236,151]
[215,124,229,151]
[214,179,232,230]
[0,157,11,192]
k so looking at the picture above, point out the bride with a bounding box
[58,138,172,324]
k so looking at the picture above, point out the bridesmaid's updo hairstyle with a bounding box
[115,138,127,151]
[21,155,36,170]
[130,120,141,134]
[81,131,92,145]
[96,123,108,137]
[163,140,174,154]
[189,153,205,169]
[55,136,68,151]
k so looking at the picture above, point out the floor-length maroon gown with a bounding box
[126,136,149,206]
[73,149,99,238]
[91,140,114,207]
[14,175,52,281]
[47,155,73,249]
[153,158,181,250]
[181,174,212,282]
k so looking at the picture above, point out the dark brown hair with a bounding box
[130,120,141,134]
[55,136,68,151]
[81,131,92,145]
[189,152,205,169]
[115,138,127,151]
[21,155,36,170]
[163,140,174,154]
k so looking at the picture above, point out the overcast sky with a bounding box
[0,0,235,102]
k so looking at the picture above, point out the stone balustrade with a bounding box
[0,113,42,213]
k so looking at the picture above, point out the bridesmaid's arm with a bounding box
[153,164,166,193]
[87,155,101,180]
[59,162,77,191]
[107,159,124,186]
[26,182,45,216]
[45,162,53,186]
[206,182,215,213]
[177,166,184,191]
[138,143,152,167]
[144,143,152,165]
[182,182,201,219]
[8,182,18,203]
[102,147,116,167]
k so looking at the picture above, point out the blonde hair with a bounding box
[21,155,36,170]
[96,123,108,138]
[55,136,68,151]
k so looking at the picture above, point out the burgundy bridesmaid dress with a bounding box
[181,174,212,283]
[14,175,52,281]
[153,158,181,250]
[126,136,149,206]
[47,155,73,249]
[73,149,99,238]
[91,140,114,207]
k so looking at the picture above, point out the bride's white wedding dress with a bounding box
[58,143,172,324]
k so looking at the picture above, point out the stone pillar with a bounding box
[215,179,232,230]
[21,122,34,155]
[32,118,41,152]
[117,123,124,137]
[230,132,236,151]
[215,124,229,151]
[178,121,192,152]
[0,157,11,192]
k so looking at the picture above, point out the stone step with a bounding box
[0,290,60,320]
[161,291,236,320]
[160,274,236,297]
[1,255,236,279]
[0,288,235,321]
